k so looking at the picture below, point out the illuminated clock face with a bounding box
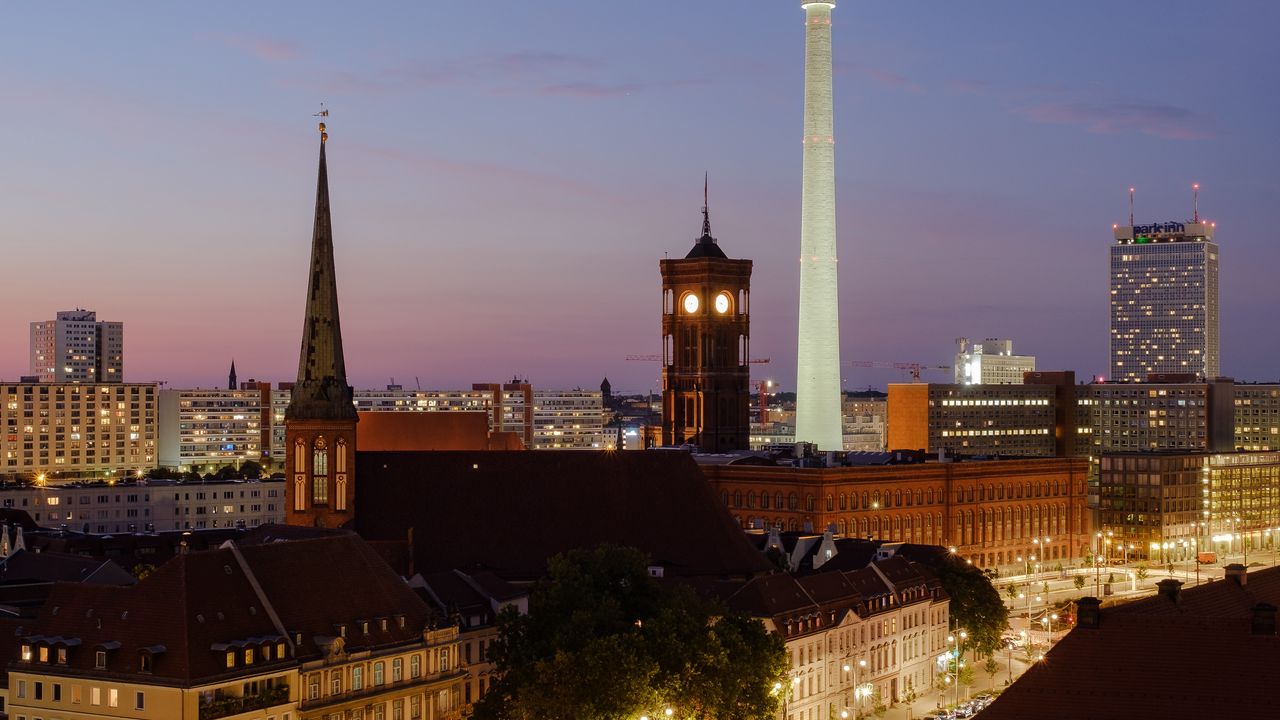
[682,293,700,314]
[715,292,731,314]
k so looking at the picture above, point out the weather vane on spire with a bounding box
[314,103,329,143]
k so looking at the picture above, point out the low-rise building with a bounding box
[0,478,285,534]
[701,454,1091,572]
[953,338,1035,385]
[7,532,466,720]
[531,390,607,449]
[726,545,949,717]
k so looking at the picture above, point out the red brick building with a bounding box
[700,456,1092,570]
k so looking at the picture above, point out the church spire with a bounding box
[701,171,712,239]
[228,359,237,390]
[685,172,727,259]
[286,112,357,421]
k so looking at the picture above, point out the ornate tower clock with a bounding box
[660,182,753,452]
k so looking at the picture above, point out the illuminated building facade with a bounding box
[953,338,1035,385]
[1110,220,1219,381]
[887,383,1059,457]
[702,455,1090,570]
[158,388,270,471]
[795,0,844,450]
[532,389,607,449]
[659,188,753,452]
[1099,450,1280,562]
[0,382,156,480]
[29,309,124,383]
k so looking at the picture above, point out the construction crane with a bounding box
[845,360,951,382]
[625,355,771,365]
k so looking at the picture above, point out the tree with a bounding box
[1136,563,1149,581]
[937,558,1008,657]
[1073,574,1086,591]
[473,545,787,720]
[239,460,264,479]
[983,655,1000,690]
[1005,582,1020,601]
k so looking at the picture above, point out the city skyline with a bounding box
[4,2,1280,393]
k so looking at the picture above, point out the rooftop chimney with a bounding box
[1076,596,1102,629]
[1156,578,1183,605]
[1226,563,1247,587]
[1252,603,1277,636]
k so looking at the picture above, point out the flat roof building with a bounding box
[1110,219,1219,381]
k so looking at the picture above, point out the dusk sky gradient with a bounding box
[4,1,1279,394]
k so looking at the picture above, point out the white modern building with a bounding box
[0,382,156,480]
[532,390,608,449]
[158,388,270,471]
[0,478,285,533]
[29,309,124,383]
[954,338,1035,385]
[1110,219,1219,381]
[794,0,844,450]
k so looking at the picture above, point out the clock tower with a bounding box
[660,180,753,451]
[284,115,359,527]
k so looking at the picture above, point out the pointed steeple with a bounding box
[228,359,238,390]
[686,172,727,259]
[286,120,357,421]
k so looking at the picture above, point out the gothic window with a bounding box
[335,437,347,473]
[294,439,306,473]
[313,475,328,505]
[313,437,328,476]
[839,493,847,510]
[788,493,798,511]
[294,477,306,512]
[335,476,347,511]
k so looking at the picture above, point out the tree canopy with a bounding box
[472,545,788,720]
[934,557,1008,657]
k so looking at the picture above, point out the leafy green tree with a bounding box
[239,460,264,479]
[1073,574,1086,591]
[1136,563,1149,581]
[983,655,1000,689]
[1004,582,1019,601]
[473,545,787,720]
[937,558,1008,657]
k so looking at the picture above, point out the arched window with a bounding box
[721,491,729,505]
[788,493,799,511]
[294,438,306,473]
[862,492,870,508]
[926,488,934,505]
[294,476,306,512]
[761,492,771,509]
[839,493,847,510]
[826,495,834,512]
[872,490,881,508]
[335,437,347,473]
[748,491,757,509]
[313,437,328,476]
[311,437,329,505]
[894,490,903,507]
[805,494,815,512]
[776,492,785,509]
[733,491,742,508]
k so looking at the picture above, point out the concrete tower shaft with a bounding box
[795,0,843,450]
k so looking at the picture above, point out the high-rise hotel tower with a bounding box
[1110,218,1219,381]
[794,0,843,449]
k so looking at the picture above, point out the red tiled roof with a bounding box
[17,534,432,686]
[354,450,773,581]
[979,566,1280,719]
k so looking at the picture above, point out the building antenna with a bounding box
[1193,183,1200,222]
[314,103,329,142]
[701,171,712,239]
[1128,187,1135,226]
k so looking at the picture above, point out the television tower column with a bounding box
[795,0,843,450]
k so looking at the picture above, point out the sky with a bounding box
[3,1,1279,394]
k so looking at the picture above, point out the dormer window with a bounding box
[396,614,406,630]
[139,654,152,672]
[338,624,347,639]
[225,650,236,669]
[361,621,369,635]
[379,618,388,632]
[95,650,107,669]
[276,641,286,659]
[57,647,67,665]
[20,644,31,662]
[38,646,49,663]
[244,648,254,665]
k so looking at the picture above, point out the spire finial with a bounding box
[314,104,329,143]
[701,172,712,239]
[1193,183,1200,222]
[1129,186,1135,226]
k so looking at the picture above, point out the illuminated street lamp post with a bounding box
[1031,537,1051,578]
